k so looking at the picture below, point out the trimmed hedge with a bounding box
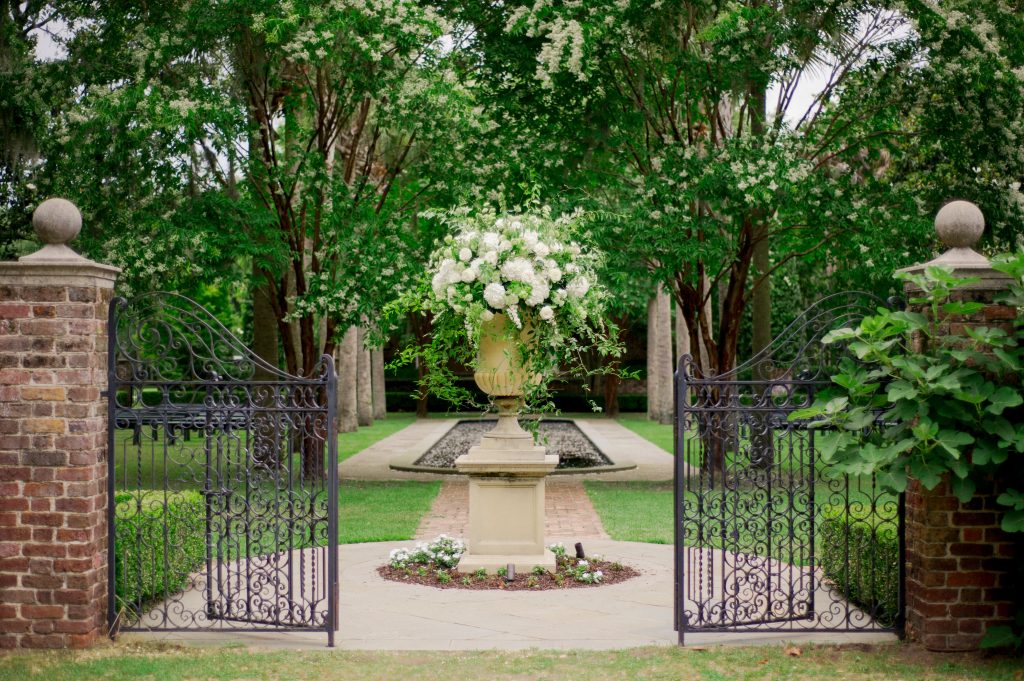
[820,505,900,625]
[113,491,205,613]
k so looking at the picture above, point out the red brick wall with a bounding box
[0,277,114,648]
[904,477,1020,651]
[902,279,1021,651]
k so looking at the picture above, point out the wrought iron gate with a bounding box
[107,293,338,646]
[674,293,904,642]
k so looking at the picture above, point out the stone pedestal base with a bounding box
[455,452,558,574]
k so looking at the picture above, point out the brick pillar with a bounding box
[899,200,1019,651]
[0,198,118,649]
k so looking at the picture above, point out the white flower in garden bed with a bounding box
[389,534,466,570]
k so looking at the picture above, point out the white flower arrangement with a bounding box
[426,206,605,343]
[397,204,621,413]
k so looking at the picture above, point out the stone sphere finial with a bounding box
[934,200,984,249]
[32,198,82,246]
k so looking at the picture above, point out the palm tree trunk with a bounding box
[337,326,358,433]
[371,347,386,420]
[648,285,673,424]
[356,326,373,426]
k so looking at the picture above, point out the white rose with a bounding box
[459,247,472,262]
[539,306,554,321]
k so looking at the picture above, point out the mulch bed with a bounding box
[377,553,640,590]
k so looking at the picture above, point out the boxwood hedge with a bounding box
[820,505,900,626]
[113,491,205,615]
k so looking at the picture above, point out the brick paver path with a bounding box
[415,479,609,541]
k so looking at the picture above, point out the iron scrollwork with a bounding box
[674,292,904,642]
[107,293,339,646]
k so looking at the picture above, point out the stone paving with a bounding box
[127,540,897,651]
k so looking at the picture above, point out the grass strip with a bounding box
[0,641,1020,681]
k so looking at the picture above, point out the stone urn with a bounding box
[471,313,541,453]
[454,312,558,573]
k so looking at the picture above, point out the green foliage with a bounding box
[792,255,1024,513]
[113,491,205,614]
[819,506,900,626]
[981,610,1024,651]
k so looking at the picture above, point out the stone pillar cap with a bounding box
[20,197,91,264]
[898,200,1007,280]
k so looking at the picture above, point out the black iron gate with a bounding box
[107,293,338,646]
[674,292,904,642]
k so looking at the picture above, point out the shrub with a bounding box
[113,491,205,614]
[819,505,900,625]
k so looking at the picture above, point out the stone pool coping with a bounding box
[388,417,638,476]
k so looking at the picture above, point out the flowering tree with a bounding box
[449,0,1024,378]
[28,0,502,475]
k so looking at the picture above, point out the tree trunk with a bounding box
[251,263,281,467]
[337,326,358,433]
[647,295,659,422]
[603,315,626,418]
[648,285,673,424]
[675,301,690,410]
[356,326,373,426]
[371,347,386,420]
[409,312,431,418]
[749,74,774,469]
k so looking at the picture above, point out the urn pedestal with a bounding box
[455,315,558,574]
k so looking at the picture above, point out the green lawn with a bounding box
[1,641,1020,680]
[340,480,440,543]
[617,413,674,454]
[584,480,674,544]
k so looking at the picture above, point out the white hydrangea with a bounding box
[526,281,550,307]
[567,277,590,298]
[481,232,501,250]
[501,258,536,284]
[484,282,507,308]
[460,267,478,283]
[459,247,473,262]
[539,305,554,321]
